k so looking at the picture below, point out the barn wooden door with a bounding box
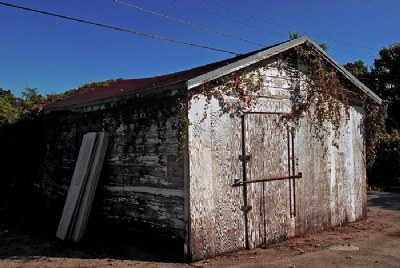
[233,113,301,249]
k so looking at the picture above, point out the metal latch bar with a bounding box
[232,172,302,187]
[240,205,252,212]
[239,154,251,162]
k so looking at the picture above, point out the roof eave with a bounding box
[44,81,187,112]
[187,36,382,104]
[305,38,382,104]
[187,36,309,90]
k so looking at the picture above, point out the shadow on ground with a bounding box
[1,191,398,265]
[367,191,400,211]
[0,204,183,263]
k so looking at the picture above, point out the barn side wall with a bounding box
[294,105,366,234]
[41,92,186,241]
[187,57,367,260]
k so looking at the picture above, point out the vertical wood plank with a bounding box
[246,114,290,248]
[72,132,109,242]
[56,132,97,240]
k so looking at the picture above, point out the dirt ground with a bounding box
[0,191,399,268]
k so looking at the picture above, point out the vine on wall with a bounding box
[363,97,387,167]
[78,92,188,163]
[118,93,188,163]
[64,43,378,161]
[176,95,190,156]
[95,43,369,159]
[290,43,352,145]
[190,67,265,120]
[190,43,376,148]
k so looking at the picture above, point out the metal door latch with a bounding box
[239,154,251,162]
[241,205,252,212]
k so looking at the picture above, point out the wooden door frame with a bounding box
[239,112,300,249]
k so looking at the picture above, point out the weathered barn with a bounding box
[42,36,381,261]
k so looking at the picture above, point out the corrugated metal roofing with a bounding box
[44,44,273,111]
[44,37,381,111]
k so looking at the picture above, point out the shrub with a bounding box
[368,133,400,189]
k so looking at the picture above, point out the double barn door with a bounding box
[233,113,301,249]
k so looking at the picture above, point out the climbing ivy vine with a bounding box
[89,42,378,159]
[190,42,375,148]
[190,67,265,120]
[290,43,352,145]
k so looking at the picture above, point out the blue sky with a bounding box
[0,0,399,96]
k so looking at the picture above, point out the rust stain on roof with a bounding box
[44,37,381,111]
[44,45,272,110]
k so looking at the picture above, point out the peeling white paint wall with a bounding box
[187,56,367,260]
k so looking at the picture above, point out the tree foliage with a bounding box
[0,84,90,205]
[371,43,400,131]
[368,133,400,188]
[0,87,47,127]
[345,44,400,189]
[0,79,120,128]
[0,88,20,126]
[288,31,299,40]
[288,31,328,51]
[343,60,387,168]
[343,60,369,78]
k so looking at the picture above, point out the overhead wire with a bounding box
[204,0,378,53]
[233,0,384,44]
[175,0,376,59]
[173,0,287,38]
[292,2,399,38]
[0,1,240,56]
[113,0,377,59]
[363,0,400,17]
[204,0,290,33]
[113,0,266,47]
[175,0,377,59]
[329,47,375,58]
[0,1,381,60]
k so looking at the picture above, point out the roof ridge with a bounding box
[44,36,381,111]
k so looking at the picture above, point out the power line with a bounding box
[329,47,375,58]
[0,1,240,56]
[204,0,291,32]
[174,0,376,59]
[204,0,378,52]
[114,0,266,47]
[233,0,383,44]
[173,0,287,38]
[295,3,399,38]
[364,0,400,16]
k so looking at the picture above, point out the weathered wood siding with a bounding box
[295,105,365,233]
[42,93,186,240]
[188,96,245,260]
[188,56,366,260]
[245,113,291,248]
[289,107,367,234]
[42,53,367,260]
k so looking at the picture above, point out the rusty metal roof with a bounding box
[44,37,381,111]
[44,44,273,111]
[187,36,381,104]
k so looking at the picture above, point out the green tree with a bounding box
[344,61,387,168]
[22,87,41,102]
[0,88,20,126]
[343,60,377,91]
[345,45,400,189]
[20,87,45,116]
[288,31,328,51]
[372,43,400,130]
[343,60,369,77]
[318,42,328,52]
[288,31,299,40]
